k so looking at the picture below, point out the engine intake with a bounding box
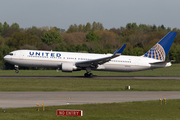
[62,63,74,72]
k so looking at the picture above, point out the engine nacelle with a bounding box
[62,63,74,72]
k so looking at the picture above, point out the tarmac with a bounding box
[0,76,180,79]
[1,91,180,108]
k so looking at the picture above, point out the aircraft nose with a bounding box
[4,55,9,61]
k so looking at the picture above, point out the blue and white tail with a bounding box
[142,31,177,61]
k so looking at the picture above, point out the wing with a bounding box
[75,44,127,68]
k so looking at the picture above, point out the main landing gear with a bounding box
[15,65,19,73]
[84,73,93,77]
[84,67,93,77]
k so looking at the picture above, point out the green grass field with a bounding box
[1,100,180,120]
[1,64,180,119]
[0,64,180,91]
[0,78,180,91]
[1,63,180,76]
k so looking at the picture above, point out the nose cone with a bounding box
[3,55,10,62]
[4,55,8,61]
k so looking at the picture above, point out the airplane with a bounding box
[4,31,177,77]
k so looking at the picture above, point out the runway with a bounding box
[1,91,180,108]
[0,76,180,79]
[1,76,180,108]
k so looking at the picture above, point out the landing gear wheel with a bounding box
[84,73,93,77]
[89,73,93,77]
[84,73,88,77]
[15,65,19,74]
[15,70,19,73]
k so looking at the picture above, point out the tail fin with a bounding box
[143,31,177,61]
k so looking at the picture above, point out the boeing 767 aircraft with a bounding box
[4,31,177,77]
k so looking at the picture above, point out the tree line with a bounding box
[0,21,180,69]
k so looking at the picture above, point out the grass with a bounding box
[0,64,180,119]
[1,78,180,91]
[0,63,180,76]
[1,100,180,120]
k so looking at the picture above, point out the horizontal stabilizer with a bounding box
[150,60,175,65]
[150,60,174,68]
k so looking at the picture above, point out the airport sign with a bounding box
[56,109,83,116]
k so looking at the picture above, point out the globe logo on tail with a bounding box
[143,43,165,61]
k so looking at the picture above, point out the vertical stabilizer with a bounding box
[143,31,177,61]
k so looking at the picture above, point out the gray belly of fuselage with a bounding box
[96,64,151,72]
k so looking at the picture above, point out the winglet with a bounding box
[113,44,127,55]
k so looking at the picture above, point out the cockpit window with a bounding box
[8,53,13,56]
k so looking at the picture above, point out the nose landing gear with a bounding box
[15,65,19,73]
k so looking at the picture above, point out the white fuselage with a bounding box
[4,50,171,72]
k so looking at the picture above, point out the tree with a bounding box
[0,45,11,65]
[78,24,83,32]
[11,23,20,30]
[41,31,63,45]
[133,47,144,56]
[138,24,147,29]
[126,23,137,30]
[75,43,89,52]
[26,26,44,39]
[132,23,138,30]
[85,22,91,32]
[97,22,104,31]
[96,30,119,50]
[20,44,37,50]
[53,42,67,51]
[62,32,86,45]
[110,28,122,35]
[126,23,132,29]
[60,29,65,33]
[0,22,3,35]
[86,31,99,42]
[53,27,60,32]
[74,24,78,32]
[133,43,143,48]
[161,24,165,29]
[152,24,157,31]
[8,32,41,49]
[39,44,51,51]
[3,22,9,31]
[3,23,20,37]
[2,22,10,37]
[92,21,98,31]
[67,25,75,33]
[82,24,86,32]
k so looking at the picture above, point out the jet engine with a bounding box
[62,63,76,72]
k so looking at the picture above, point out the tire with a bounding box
[84,73,88,77]
[89,73,93,77]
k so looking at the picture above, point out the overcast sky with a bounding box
[0,0,180,30]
